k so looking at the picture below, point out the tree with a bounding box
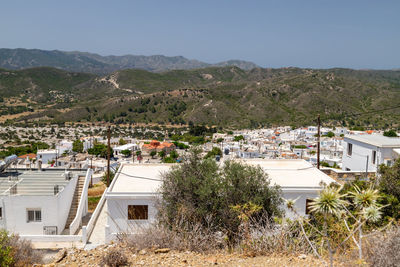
[159,148,282,245]
[119,138,127,145]
[150,151,157,159]
[72,139,83,153]
[379,158,400,220]
[120,149,131,157]
[326,131,335,138]
[383,129,398,137]
[158,150,166,159]
[205,147,222,159]
[88,143,113,158]
[233,135,244,142]
[169,150,179,159]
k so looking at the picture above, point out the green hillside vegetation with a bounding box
[1,66,400,129]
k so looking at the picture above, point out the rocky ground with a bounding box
[40,245,348,267]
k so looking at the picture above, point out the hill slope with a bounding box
[0,48,259,74]
[1,66,400,128]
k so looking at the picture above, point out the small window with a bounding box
[0,207,2,219]
[347,143,352,156]
[27,209,41,222]
[128,205,148,220]
[372,151,376,165]
[305,199,313,215]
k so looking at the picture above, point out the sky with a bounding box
[1,0,399,69]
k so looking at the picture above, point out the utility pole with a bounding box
[365,155,369,180]
[107,126,111,187]
[317,115,321,169]
[90,156,93,188]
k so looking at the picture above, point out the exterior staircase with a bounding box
[64,175,85,234]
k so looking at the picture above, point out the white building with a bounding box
[56,140,73,156]
[243,159,337,218]
[113,143,138,157]
[104,160,336,241]
[105,164,169,242]
[37,149,58,164]
[342,135,400,172]
[0,169,91,236]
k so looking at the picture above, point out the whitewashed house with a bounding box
[342,135,400,172]
[37,149,58,164]
[104,160,336,242]
[113,143,138,157]
[0,168,91,236]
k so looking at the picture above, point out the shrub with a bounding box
[365,226,400,267]
[0,230,42,266]
[159,147,282,245]
[100,247,128,267]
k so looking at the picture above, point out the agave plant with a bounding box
[350,185,380,209]
[309,186,348,217]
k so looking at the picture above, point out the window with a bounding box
[27,209,41,222]
[347,143,352,156]
[0,207,2,219]
[305,199,313,215]
[372,151,376,165]
[128,205,148,220]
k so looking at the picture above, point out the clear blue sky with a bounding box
[1,0,399,69]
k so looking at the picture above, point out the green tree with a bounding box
[158,150,166,159]
[120,149,131,157]
[150,151,157,159]
[118,138,127,145]
[159,148,282,245]
[72,139,83,153]
[383,129,398,137]
[233,135,244,142]
[169,150,179,159]
[205,147,222,159]
[88,143,113,158]
[379,158,400,220]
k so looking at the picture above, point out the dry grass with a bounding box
[88,183,106,197]
[100,247,128,267]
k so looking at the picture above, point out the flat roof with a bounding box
[344,134,400,148]
[241,159,336,188]
[111,160,335,194]
[0,169,86,196]
[110,164,170,193]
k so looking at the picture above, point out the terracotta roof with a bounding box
[18,153,37,159]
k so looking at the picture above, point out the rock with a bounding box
[206,256,218,265]
[53,249,67,263]
[298,254,307,259]
[155,248,170,254]
[139,249,147,255]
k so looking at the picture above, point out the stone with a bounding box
[139,249,147,255]
[155,248,170,254]
[53,248,67,263]
[298,254,307,259]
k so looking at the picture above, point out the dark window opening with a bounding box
[305,199,313,215]
[347,143,352,156]
[128,205,148,220]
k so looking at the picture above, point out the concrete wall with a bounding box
[107,197,157,236]
[282,191,319,218]
[0,177,77,235]
[342,139,379,172]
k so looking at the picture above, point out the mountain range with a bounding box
[1,65,400,128]
[0,48,259,74]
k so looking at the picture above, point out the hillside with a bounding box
[1,66,400,128]
[0,48,259,74]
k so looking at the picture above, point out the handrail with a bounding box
[69,168,92,235]
[86,188,107,239]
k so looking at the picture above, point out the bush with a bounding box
[159,147,282,245]
[0,230,42,266]
[100,247,128,267]
[365,226,400,267]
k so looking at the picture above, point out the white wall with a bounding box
[107,197,157,236]
[0,177,77,235]
[342,139,379,172]
[282,191,319,218]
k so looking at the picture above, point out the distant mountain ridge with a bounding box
[0,48,259,74]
